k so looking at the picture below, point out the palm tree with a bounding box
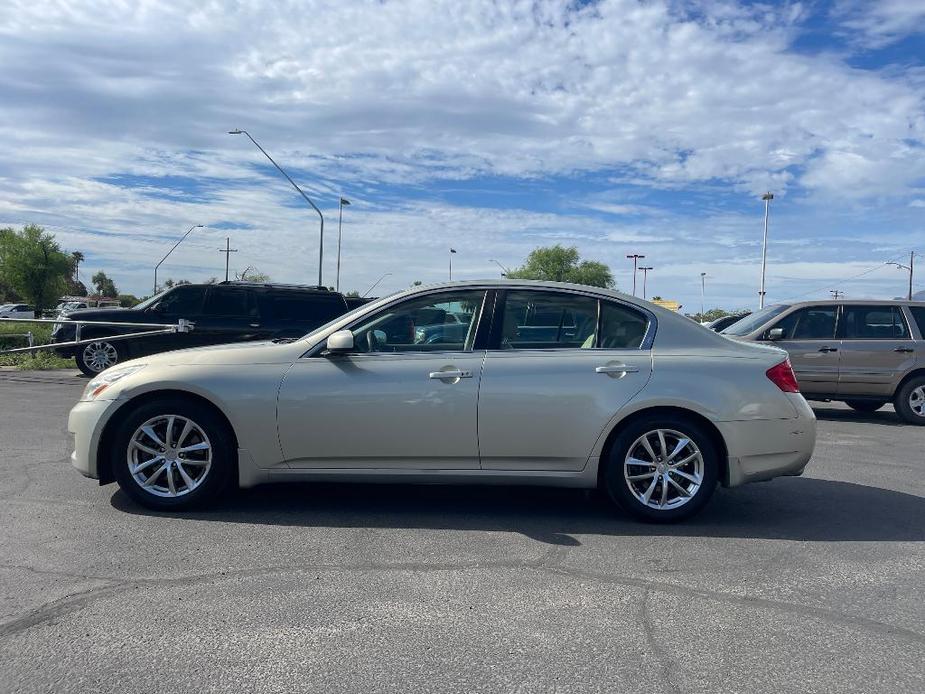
[71,251,85,282]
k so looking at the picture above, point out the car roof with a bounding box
[776,299,925,308]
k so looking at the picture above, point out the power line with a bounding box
[773,253,907,303]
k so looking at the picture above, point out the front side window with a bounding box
[771,306,837,340]
[350,290,485,353]
[842,305,909,339]
[500,291,598,349]
[154,286,204,317]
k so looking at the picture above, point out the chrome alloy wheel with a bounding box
[127,415,212,498]
[623,428,704,510]
[909,386,925,417]
[82,341,117,372]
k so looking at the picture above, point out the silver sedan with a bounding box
[68,280,816,521]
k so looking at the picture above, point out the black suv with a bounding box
[53,282,353,375]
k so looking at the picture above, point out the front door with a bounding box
[838,305,916,398]
[478,290,653,471]
[767,305,840,395]
[277,289,488,469]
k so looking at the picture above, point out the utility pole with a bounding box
[218,238,238,282]
[640,266,653,299]
[759,192,774,309]
[700,272,707,318]
[830,289,844,300]
[449,248,457,281]
[336,197,350,293]
[887,251,916,300]
[626,254,645,296]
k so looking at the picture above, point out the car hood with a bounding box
[61,307,133,321]
[119,340,301,368]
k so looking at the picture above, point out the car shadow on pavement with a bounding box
[111,476,925,546]
[811,405,905,427]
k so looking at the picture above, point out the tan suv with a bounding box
[722,300,925,424]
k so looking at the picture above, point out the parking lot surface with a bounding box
[0,370,923,693]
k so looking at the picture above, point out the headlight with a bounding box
[82,365,146,401]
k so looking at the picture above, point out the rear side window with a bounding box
[262,293,346,324]
[500,291,598,349]
[909,307,925,337]
[842,305,909,339]
[771,306,837,340]
[203,287,252,317]
[599,302,648,348]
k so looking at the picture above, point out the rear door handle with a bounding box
[818,347,838,353]
[595,364,640,375]
[894,347,914,353]
[428,369,472,379]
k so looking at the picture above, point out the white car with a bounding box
[68,280,816,521]
[0,303,35,319]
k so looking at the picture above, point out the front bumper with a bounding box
[68,397,121,479]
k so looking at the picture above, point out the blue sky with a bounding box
[1,0,923,309]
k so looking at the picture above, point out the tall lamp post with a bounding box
[887,251,916,300]
[154,224,203,295]
[489,258,510,277]
[626,254,645,296]
[759,192,774,308]
[228,129,325,287]
[449,248,457,280]
[700,272,707,318]
[640,266,654,299]
[363,272,392,297]
[336,197,350,292]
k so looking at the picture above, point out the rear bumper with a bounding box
[717,395,816,487]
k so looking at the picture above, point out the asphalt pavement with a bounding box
[0,370,923,693]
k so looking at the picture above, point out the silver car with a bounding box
[68,280,816,522]
[722,300,925,424]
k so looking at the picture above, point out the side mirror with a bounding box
[325,329,354,353]
[767,327,784,341]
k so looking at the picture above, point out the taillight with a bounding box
[766,359,799,393]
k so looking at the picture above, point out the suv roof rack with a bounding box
[218,281,332,292]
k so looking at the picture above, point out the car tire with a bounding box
[893,377,925,425]
[602,415,719,522]
[844,400,885,413]
[112,397,236,511]
[75,339,122,376]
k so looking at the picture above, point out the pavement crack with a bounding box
[639,588,683,694]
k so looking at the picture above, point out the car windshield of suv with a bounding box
[133,289,172,311]
[721,304,790,336]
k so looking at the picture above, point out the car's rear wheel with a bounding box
[844,400,885,413]
[602,415,719,522]
[894,377,925,425]
[112,397,235,510]
[76,340,121,376]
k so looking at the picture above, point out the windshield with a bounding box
[133,289,171,311]
[297,291,403,343]
[721,304,789,336]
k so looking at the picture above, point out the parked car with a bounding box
[68,280,816,521]
[722,299,925,423]
[0,304,35,319]
[53,281,353,376]
[705,313,750,332]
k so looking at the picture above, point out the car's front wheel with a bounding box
[76,340,121,376]
[112,397,235,511]
[602,415,719,522]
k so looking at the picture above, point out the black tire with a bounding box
[844,400,885,413]
[893,376,925,425]
[75,339,122,376]
[602,414,719,522]
[112,397,236,511]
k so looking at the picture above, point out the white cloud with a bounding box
[834,0,925,49]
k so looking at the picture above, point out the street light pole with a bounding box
[154,224,203,295]
[759,192,774,309]
[700,272,707,318]
[488,259,510,277]
[336,197,350,293]
[363,272,392,297]
[626,254,645,296]
[449,248,457,281]
[228,129,325,287]
[218,238,238,282]
[640,266,653,299]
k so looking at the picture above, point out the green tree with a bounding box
[235,266,270,282]
[118,294,141,308]
[163,278,191,289]
[91,271,119,298]
[71,251,85,282]
[344,290,361,297]
[0,224,73,312]
[506,245,615,288]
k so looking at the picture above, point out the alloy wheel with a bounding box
[82,341,117,372]
[127,414,212,498]
[909,386,925,417]
[623,428,704,510]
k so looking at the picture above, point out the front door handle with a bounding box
[595,364,640,375]
[428,369,473,379]
[894,347,914,353]
[818,346,838,353]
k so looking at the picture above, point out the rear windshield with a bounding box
[721,304,790,336]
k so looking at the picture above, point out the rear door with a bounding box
[766,305,840,395]
[837,305,915,398]
[477,290,652,472]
